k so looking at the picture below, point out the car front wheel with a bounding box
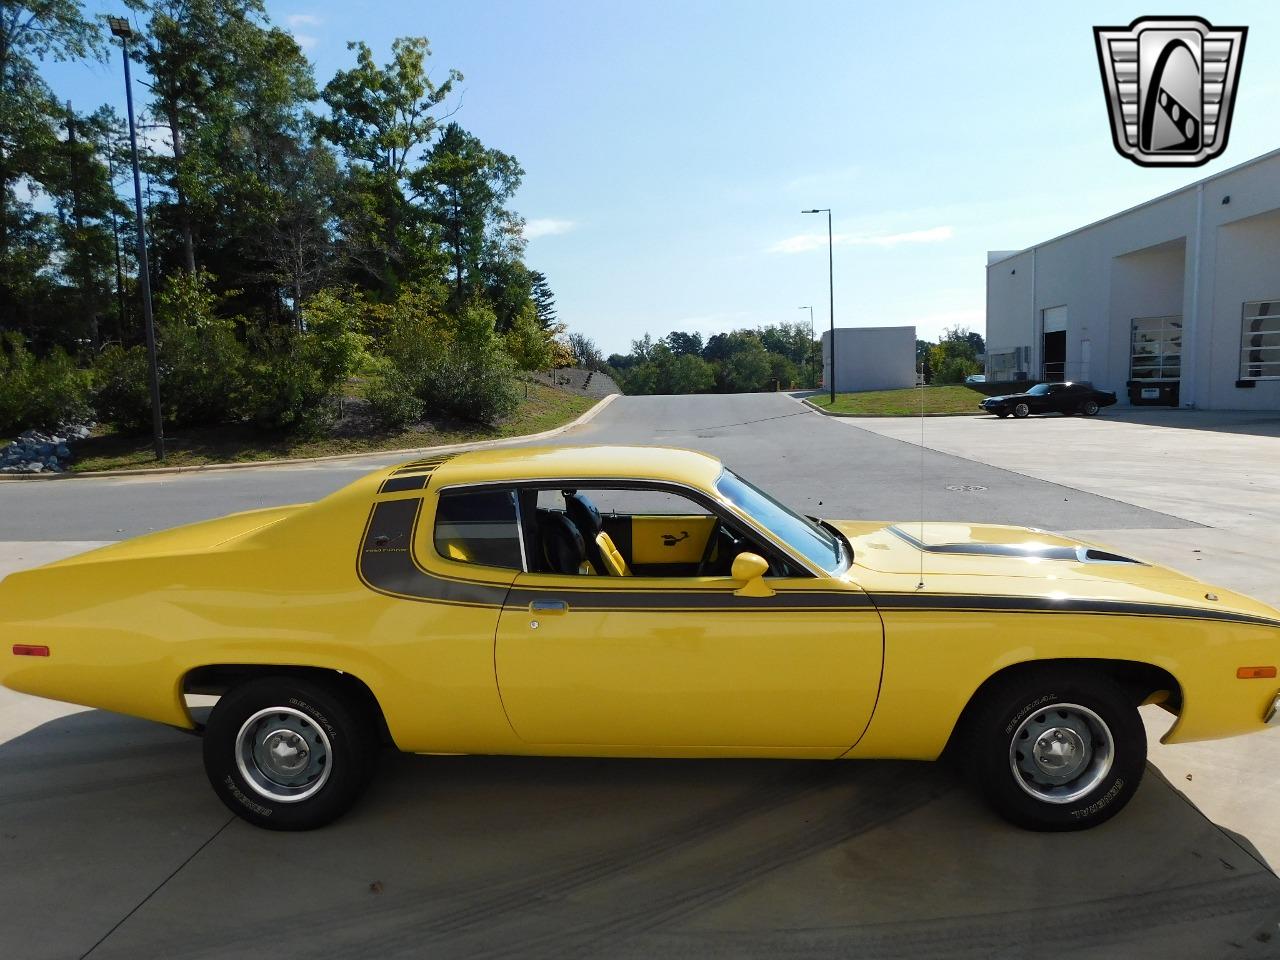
[1012,402,1030,418]
[1081,400,1100,416]
[966,668,1146,830]
[996,412,1008,418]
[203,676,378,830]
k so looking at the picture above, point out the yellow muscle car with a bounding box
[3,445,1279,832]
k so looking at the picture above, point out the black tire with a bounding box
[996,412,1008,419]
[1012,402,1030,419]
[965,667,1145,831]
[203,676,378,830]
[1081,399,1100,416]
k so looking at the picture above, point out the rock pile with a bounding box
[0,423,93,474]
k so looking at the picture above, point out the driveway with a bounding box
[2,394,1278,959]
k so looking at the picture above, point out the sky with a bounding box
[41,1,1280,355]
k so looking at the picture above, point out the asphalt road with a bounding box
[2,392,1276,960]
[0,392,1194,541]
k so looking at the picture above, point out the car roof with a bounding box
[422,445,725,490]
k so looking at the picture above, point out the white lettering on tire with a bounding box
[1070,778,1125,819]
[224,774,273,818]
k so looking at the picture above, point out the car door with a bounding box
[493,486,884,755]
[1029,386,1056,414]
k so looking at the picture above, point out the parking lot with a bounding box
[3,394,1280,959]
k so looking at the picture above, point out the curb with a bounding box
[798,397,981,418]
[0,393,619,482]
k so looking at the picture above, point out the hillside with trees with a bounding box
[0,0,576,464]
[607,324,983,395]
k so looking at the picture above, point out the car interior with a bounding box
[520,488,789,578]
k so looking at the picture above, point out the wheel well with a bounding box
[182,664,391,745]
[942,657,1182,760]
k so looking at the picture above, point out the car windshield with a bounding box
[1028,384,1052,395]
[714,469,847,575]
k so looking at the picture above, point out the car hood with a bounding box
[827,520,1280,624]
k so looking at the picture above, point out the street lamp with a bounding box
[801,208,835,404]
[108,16,165,460]
[798,305,814,388]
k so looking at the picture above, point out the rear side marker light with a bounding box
[12,644,50,657]
[1237,666,1277,679]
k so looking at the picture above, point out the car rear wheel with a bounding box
[203,676,378,830]
[965,668,1146,830]
[1081,399,1100,416]
[1012,402,1030,418]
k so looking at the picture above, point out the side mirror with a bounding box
[731,552,774,598]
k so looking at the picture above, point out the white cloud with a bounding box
[524,218,576,239]
[768,225,954,254]
[285,14,321,49]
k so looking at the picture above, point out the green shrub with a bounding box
[933,356,981,384]
[362,356,426,428]
[155,271,249,427]
[365,288,519,426]
[243,291,367,432]
[0,333,92,435]
[92,344,153,432]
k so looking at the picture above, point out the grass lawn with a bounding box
[70,381,598,473]
[808,384,983,416]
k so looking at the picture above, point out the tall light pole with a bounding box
[798,305,814,388]
[802,208,834,403]
[108,16,165,460]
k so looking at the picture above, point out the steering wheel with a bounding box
[697,522,743,577]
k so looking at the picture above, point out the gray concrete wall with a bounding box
[821,325,916,393]
[985,147,1280,410]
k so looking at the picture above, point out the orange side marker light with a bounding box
[1237,666,1277,679]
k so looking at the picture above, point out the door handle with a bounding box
[529,599,569,615]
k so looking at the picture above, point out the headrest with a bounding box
[564,491,603,536]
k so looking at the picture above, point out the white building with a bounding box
[986,147,1280,409]
[820,325,916,393]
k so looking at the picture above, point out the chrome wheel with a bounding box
[235,706,332,803]
[1008,702,1114,804]
[1082,400,1100,415]
[1013,402,1030,418]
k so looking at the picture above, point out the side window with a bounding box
[433,489,525,570]
[527,486,793,578]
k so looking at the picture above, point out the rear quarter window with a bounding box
[433,489,524,570]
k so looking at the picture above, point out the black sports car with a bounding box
[979,382,1118,419]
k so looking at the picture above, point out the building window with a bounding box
[1129,316,1182,380]
[1240,300,1280,380]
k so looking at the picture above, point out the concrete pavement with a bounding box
[2,393,1280,959]
[837,403,1280,879]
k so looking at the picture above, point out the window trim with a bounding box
[1239,298,1280,382]
[434,477,823,579]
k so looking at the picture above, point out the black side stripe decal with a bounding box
[867,591,1280,628]
[378,474,428,494]
[356,501,1280,626]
